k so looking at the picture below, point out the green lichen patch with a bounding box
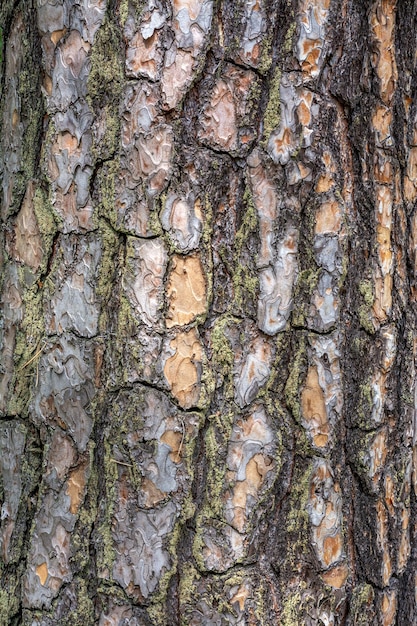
[33,187,60,273]
[285,462,311,538]
[60,579,95,626]
[281,591,302,626]
[279,462,314,621]
[96,159,120,229]
[284,334,307,422]
[0,578,20,626]
[94,439,118,576]
[358,279,376,334]
[232,186,259,310]
[210,315,239,399]
[87,18,124,109]
[262,66,281,147]
[193,409,234,569]
[283,20,296,54]
[88,13,124,163]
[357,381,373,428]
[178,562,201,624]
[9,24,44,215]
[292,268,320,327]
[96,218,120,301]
[258,33,273,75]
[8,284,45,416]
[349,583,375,625]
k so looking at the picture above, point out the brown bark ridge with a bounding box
[1,0,417,624]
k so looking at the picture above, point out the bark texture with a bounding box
[1,0,417,624]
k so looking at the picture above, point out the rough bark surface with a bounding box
[1,0,417,624]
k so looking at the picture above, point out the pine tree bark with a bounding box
[1,0,417,624]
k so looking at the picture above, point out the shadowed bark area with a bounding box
[1,0,417,624]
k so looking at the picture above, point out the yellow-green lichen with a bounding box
[149,198,164,237]
[358,279,376,334]
[97,218,120,302]
[258,34,273,74]
[0,584,19,626]
[8,286,45,416]
[292,269,320,327]
[232,187,259,308]
[262,67,281,147]
[97,159,120,229]
[286,463,311,536]
[193,410,234,569]
[350,583,375,626]
[60,578,95,626]
[147,412,204,625]
[95,440,118,575]
[359,279,374,307]
[33,187,60,271]
[283,20,296,54]
[88,11,123,166]
[281,592,302,626]
[358,381,372,424]
[178,563,201,625]
[284,335,307,422]
[197,352,216,411]
[87,19,123,107]
[11,30,44,211]
[210,315,238,398]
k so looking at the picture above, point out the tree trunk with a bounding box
[1,0,416,624]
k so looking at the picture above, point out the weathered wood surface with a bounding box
[1,0,417,624]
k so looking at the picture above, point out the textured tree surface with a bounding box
[1,0,417,624]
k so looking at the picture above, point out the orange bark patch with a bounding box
[231,454,273,531]
[398,507,410,572]
[315,201,341,235]
[140,477,166,507]
[43,74,53,95]
[297,99,311,126]
[372,105,392,143]
[321,564,348,588]
[164,329,202,408]
[373,274,392,322]
[370,0,398,103]
[166,254,206,327]
[126,31,159,79]
[36,562,48,586]
[231,583,250,612]
[377,225,392,273]
[67,465,86,514]
[200,79,237,150]
[162,49,195,110]
[382,590,397,626]
[323,533,343,567]
[173,0,202,20]
[374,158,392,184]
[404,148,417,202]
[369,429,387,482]
[302,45,321,76]
[301,366,329,447]
[161,429,183,463]
[376,499,392,586]
[50,28,67,45]
[12,109,19,128]
[384,474,395,516]
[315,174,333,193]
[94,343,105,388]
[12,181,43,271]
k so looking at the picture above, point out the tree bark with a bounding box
[1,0,416,624]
